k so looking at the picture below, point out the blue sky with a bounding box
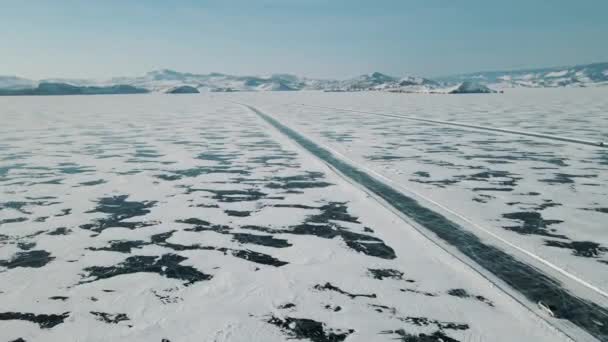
[2,0,607,79]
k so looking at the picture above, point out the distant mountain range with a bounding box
[438,62,608,88]
[1,62,606,95]
[0,82,148,96]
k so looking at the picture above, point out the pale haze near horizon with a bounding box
[2,0,608,80]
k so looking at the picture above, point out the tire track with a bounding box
[296,104,607,148]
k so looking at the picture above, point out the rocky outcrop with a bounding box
[165,85,200,94]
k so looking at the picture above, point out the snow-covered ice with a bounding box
[0,92,605,341]
[235,88,608,295]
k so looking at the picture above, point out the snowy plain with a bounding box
[0,90,606,341]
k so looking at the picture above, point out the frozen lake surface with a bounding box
[0,90,606,341]
[239,88,608,292]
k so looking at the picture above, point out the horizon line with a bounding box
[2,60,607,82]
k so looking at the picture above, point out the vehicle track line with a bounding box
[296,103,607,148]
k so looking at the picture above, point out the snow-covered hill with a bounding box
[448,81,497,94]
[324,72,441,93]
[1,62,607,94]
[439,62,608,88]
[106,70,332,92]
[0,76,37,90]
[0,82,149,96]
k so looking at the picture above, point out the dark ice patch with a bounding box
[267,316,353,342]
[225,210,251,217]
[134,148,163,159]
[185,188,267,202]
[502,212,566,238]
[78,179,107,186]
[177,218,214,227]
[0,201,41,214]
[413,171,430,178]
[463,152,568,167]
[534,200,562,211]
[472,197,488,203]
[382,329,460,342]
[367,155,407,161]
[544,240,608,258]
[313,282,376,299]
[47,227,72,235]
[325,304,342,312]
[298,202,395,259]
[163,166,251,180]
[399,316,469,330]
[368,268,408,281]
[152,288,182,304]
[81,254,212,286]
[231,233,292,248]
[0,312,69,329]
[308,200,360,224]
[0,250,54,269]
[54,208,71,217]
[447,289,493,307]
[461,170,521,187]
[241,202,396,259]
[265,181,333,190]
[248,154,297,167]
[472,187,513,192]
[155,174,182,181]
[196,151,240,165]
[79,195,157,232]
[370,304,396,314]
[519,192,541,196]
[540,173,597,185]
[57,165,94,175]
[192,203,221,208]
[17,241,36,250]
[338,230,396,260]
[152,228,289,267]
[91,311,130,324]
[410,178,460,188]
[581,207,608,214]
[321,130,354,143]
[88,240,149,253]
[0,217,28,225]
[270,204,320,210]
[400,288,436,297]
[34,178,64,185]
[265,171,333,190]
[220,248,288,267]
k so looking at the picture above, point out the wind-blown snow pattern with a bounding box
[0,95,576,341]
